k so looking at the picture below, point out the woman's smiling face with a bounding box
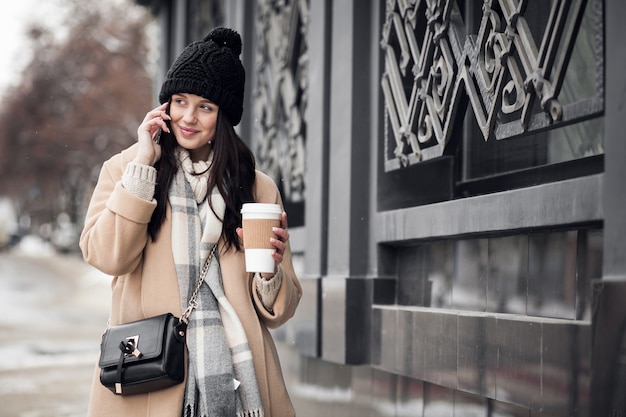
[169,93,219,161]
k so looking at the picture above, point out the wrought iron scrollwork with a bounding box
[253,0,309,203]
[381,0,604,171]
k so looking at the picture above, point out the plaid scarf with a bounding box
[170,149,264,417]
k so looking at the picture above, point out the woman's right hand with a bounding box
[134,102,171,166]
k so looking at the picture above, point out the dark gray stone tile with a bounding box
[495,317,542,408]
[458,314,497,398]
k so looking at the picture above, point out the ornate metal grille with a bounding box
[381,0,604,171]
[253,0,309,207]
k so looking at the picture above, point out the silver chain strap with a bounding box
[180,244,217,324]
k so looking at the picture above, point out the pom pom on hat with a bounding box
[204,27,242,56]
[159,27,245,125]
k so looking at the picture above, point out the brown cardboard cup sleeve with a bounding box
[240,203,282,273]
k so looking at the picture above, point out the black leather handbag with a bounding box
[99,313,186,395]
[98,246,215,395]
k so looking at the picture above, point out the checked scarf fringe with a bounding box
[184,405,264,417]
[171,150,264,417]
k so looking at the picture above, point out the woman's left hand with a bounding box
[269,211,289,266]
[237,211,289,279]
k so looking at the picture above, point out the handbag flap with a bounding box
[99,313,173,368]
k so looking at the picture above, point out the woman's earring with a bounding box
[208,140,212,145]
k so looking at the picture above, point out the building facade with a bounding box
[136,0,625,416]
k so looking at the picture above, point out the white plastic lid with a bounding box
[240,203,282,215]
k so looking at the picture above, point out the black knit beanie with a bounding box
[159,27,245,126]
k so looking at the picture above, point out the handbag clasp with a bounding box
[120,336,142,358]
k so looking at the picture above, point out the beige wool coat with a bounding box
[80,144,302,417]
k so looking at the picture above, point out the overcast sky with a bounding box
[0,1,65,96]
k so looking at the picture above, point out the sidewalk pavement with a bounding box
[0,242,110,417]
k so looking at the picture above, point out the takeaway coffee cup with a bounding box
[240,203,283,273]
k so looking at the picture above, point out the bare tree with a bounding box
[0,0,155,241]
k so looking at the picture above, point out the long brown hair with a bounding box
[148,109,256,251]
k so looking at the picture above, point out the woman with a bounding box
[80,27,301,417]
